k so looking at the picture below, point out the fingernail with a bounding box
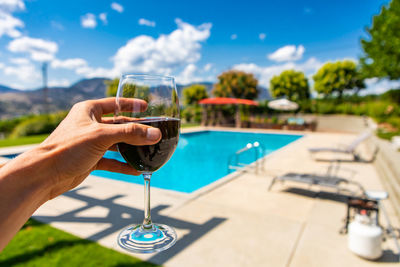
[147,128,161,141]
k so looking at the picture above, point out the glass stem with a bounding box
[142,173,153,231]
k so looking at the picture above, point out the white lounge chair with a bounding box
[308,131,375,161]
[268,172,365,195]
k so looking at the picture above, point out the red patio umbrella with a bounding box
[198,97,258,127]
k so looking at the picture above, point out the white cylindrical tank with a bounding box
[348,214,383,260]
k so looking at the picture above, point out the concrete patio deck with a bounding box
[2,128,399,266]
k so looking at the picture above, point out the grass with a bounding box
[0,123,200,148]
[181,122,200,128]
[376,129,400,141]
[0,134,49,148]
[0,219,159,267]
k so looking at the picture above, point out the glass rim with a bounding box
[121,73,175,81]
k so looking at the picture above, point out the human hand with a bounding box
[34,97,161,199]
[0,97,163,250]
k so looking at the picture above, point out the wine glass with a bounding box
[115,74,180,253]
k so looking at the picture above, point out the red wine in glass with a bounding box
[117,117,180,172]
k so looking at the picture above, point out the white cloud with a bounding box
[110,18,211,76]
[259,33,266,41]
[0,0,25,39]
[0,0,25,12]
[231,34,237,40]
[76,66,115,78]
[48,78,71,87]
[138,18,155,27]
[0,62,4,69]
[51,58,87,69]
[8,36,58,61]
[362,78,400,95]
[300,57,323,72]
[81,13,97,29]
[50,20,64,30]
[176,63,216,85]
[176,64,198,85]
[268,45,305,62]
[99,13,107,25]
[67,19,212,79]
[0,11,24,38]
[204,63,213,72]
[9,57,29,64]
[233,57,323,88]
[111,2,123,13]
[4,60,41,85]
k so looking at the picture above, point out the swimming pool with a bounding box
[92,130,303,193]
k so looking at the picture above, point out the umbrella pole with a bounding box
[212,105,216,126]
[235,104,241,128]
[217,106,223,126]
[201,105,208,126]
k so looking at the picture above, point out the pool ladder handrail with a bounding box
[227,142,266,174]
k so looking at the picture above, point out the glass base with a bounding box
[117,224,177,253]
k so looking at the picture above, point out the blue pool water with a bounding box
[1,153,19,158]
[92,131,302,193]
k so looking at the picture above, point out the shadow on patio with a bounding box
[33,186,227,265]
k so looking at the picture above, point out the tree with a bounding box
[105,78,150,102]
[270,70,310,101]
[313,60,365,98]
[360,0,400,80]
[213,70,258,99]
[105,78,119,97]
[182,84,209,105]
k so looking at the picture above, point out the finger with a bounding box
[91,97,148,116]
[101,116,141,124]
[96,158,141,175]
[101,117,115,124]
[98,122,162,147]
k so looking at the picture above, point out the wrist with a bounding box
[0,146,56,205]
[0,146,56,251]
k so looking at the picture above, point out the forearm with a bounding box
[0,147,53,251]
[0,98,161,251]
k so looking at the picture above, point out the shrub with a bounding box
[381,89,400,103]
[181,107,193,122]
[271,116,278,124]
[307,99,399,118]
[366,101,394,118]
[181,105,202,123]
[10,112,68,138]
[314,101,337,114]
[0,117,28,136]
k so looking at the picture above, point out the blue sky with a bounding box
[0,0,397,94]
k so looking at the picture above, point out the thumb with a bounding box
[97,122,162,147]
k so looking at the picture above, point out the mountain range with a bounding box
[0,78,270,119]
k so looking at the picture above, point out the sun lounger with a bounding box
[308,131,373,161]
[268,172,365,195]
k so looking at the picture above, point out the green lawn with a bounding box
[0,219,159,267]
[0,123,200,148]
[0,134,49,148]
[181,122,200,128]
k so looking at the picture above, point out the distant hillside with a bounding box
[0,85,18,93]
[0,79,271,119]
[176,82,214,96]
[257,86,271,100]
[0,78,109,119]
